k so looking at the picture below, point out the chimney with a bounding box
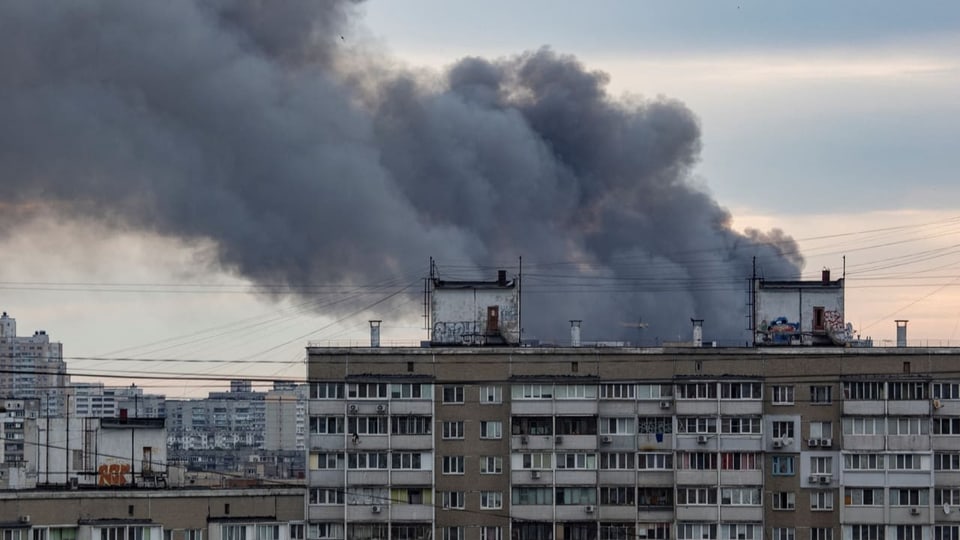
[570,320,582,347]
[822,269,830,283]
[895,320,908,347]
[497,270,507,286]
[369,320,382,348]
[691,319,704,348]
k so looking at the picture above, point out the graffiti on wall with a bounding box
[98,462,131,486]
[432,321,483,345]
[758,317,800,344]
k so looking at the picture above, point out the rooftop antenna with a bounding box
[621,319,649,346]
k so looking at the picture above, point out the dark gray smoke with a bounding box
[0,0,802,344]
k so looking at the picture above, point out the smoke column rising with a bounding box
[0,0,803,344]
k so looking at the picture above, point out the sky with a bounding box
[1,0,959,396]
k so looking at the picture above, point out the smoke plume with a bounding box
[0,0,802,344]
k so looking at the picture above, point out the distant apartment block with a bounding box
[71,381,167,418]
[0,311,69,417]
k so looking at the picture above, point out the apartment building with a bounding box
[71,382,167,418]
[0,311,69,417]
[304,270,960,540]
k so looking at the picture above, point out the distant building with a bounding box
[71,382,166,418]
[0,311,69,417]
[0,398,39,467]
[167,381,305,478]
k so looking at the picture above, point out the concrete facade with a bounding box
[307,344,960,540]
[0,312,69,417]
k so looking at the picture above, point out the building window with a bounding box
[843,417,884,435]
[889,382,928,400]
[520,453,552,469]
[934,417,960,435]
[347,452,388,469]
[845,488,884,506]
[772,455,795,476]
[442,386,464,404]
[720,382,762,399]
[635,524,669,540]
[676,382,717,400]
[811,529,833,540]
[638,453,672,470]
[554,384,598,399]
[391,415,432,435]
[811,491,834,510]
[935,452,960,470]
[843,381,885,400]
[772,385,795,404]
[721,487,761,506]
[677,487,718,505]
[772,529,795,540]
[678,452,718,470]
[310,416,344,434]
[441,491,465,509]
[389,383,431,400]
[442,456,464,475]
[347,383,387,399]
[720,452,760,470]
[935,488,960,506]
[894,527,923,540]
[722,416,762,434]
[772,421,794,438]
[443,528,464,540]
[310,453,344,470]
[601,384,636,399]
[811,385,832,404]
[556,416,597,435]
[442,421,464,439]
[889,488,929,506]
[256,526,279,540]
[600,417,636,434]
[480,420,502,439]
[890,453,928,470]
[556,453,597,470]
[810,421,832,439]
[480,456,503,474]
[390,452,424,470]
[637,384,673,399]
[600,486,636,505]
[512,384,553,399]
[934,383,960,400]
[512,416,553,435]
[638,488,673,507]
[677,417,717,434]
[480,528,502,540]
[678,524,717,540]
[811,456,833,475]
[310,488,345,504]
[638,417,673,434]
[600,452,635,470]
[723,525,759,540]
[347,416,388,435]
[480,385,502,404]
[555,487,597,505]
[221,527,246,540]
[772,492,796,510]
[187,531,204,540]
[512,487,553,505]
[310,383,344,399]
[480,491,503,509]
[308,524,343,540]
[935,526,960,540]
[888,417,929,435]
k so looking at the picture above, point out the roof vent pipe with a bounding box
[691,319,704,348]
[369,320,382,348]
[895,320,908,348]
[570,320,582,347]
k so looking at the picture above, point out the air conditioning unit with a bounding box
[772,439,784,449]
[348,404,358,414]
[807,439,820,448]
[19,516,30,524]
[696,435,708,444]
[585,505,595,514]
[601,435,613,444]
[659,401,671,409]
[376,404,386,414]
[910,508,921,516]
[371,505,382,514]
[555,436,564,444]
[531,470,542,479]
[69,477,79,489]
[809,475,819,483]
[819,438,832,448]
[933,399,943,410]
[819,475,831,484]
[521,435,529,444]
